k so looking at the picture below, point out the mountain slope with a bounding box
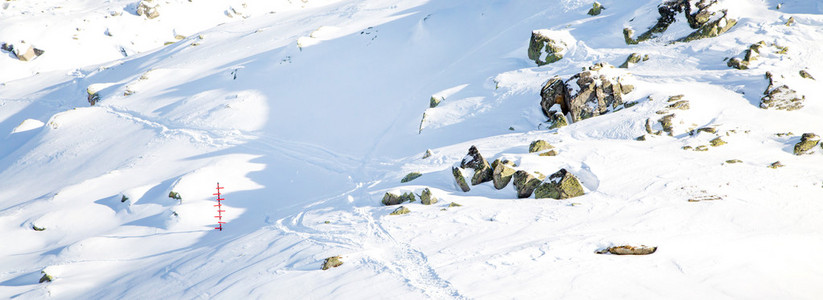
[1,0,822,298]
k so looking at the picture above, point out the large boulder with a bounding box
[794,133,819,155]
[534,169,585,199]
[512,170,541,198]
[528,30,568,66]
[623,0,736,44]
[382,192,415,206]
[491,159,516,190]
[761,72,805,111]
[540,63,633,122]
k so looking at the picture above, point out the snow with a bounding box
[1,0,823,299]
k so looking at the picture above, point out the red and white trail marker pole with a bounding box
[214,182,225,231]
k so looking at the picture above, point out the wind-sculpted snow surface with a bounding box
[1,0,823,299]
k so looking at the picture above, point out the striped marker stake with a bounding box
[214,182,225,231]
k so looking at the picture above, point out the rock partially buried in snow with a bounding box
[534,169,585,199]
[420,188,437,205]
[597,245,658,255]
[461,146,493,185]
[322,256,343,270]
[452,167,471,192]
[512,170,541,198]
[492,159,516,190]
[39,271,53,283]
[793,133,819,155]
[529,140,553,153]
[390,206,410,215]
[587,1,605,16]
[623,0,736,44]
[136,0,160,19]
[761,72,805,111]
[382,192,414,206]
[527,30,568,66]
[14,45,45,62]
[619,53,642,68]
[401,172,422,183]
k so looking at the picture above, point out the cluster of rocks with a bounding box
[528,30,568,66]
[727,41,788,70]
[540,63,634,124]
[381,187,438,215]
[1,42,45,61]
[623,0,736,44]
[451,145,585,200]
[761,72,805,111]
[637,95,690,140]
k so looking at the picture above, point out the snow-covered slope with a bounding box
[1,0,822,298]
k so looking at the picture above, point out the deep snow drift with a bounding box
[1,0,822,298]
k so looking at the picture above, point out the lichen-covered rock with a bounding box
[32,225,46,231]
[512,170,542,198]
[768,161,784,169]
[382,192,414,205]
[667,100,690,110]
[529,140,553,153]
[548,111,569,129]
[136,0,161,19]
[709,137,726,147]
[422,149,434,159]
[588,2,605,16]
[539,150,558,156]
[619,53,642,68]
[761,72,805,111]
[597,245,657,255]
[382,192,401,205]
[39,271,53,283]
[540,63,632,122]
[322,256,343,270]
[401,172,422,183]
[492,159,516,190]
[793,133,819,155]
[695,145,709,151]
[420,188,438,205]
[534,169,585,199]
[528,30,566,66]
[623,0,736,44]
[448,202,462,207]
[452,167,471,192]
[168,191,182,200]
[726,159,743,164]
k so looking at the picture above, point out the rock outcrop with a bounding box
[623,0,736,44]
[761,72,805,111]
[528,30,567,66]
[534,169,585,199]
[540,63,633,122]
